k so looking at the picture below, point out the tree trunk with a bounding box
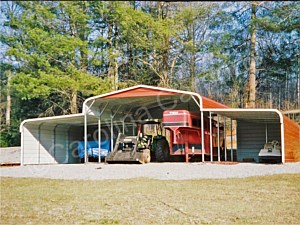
[5,69,11,128]
[191,53,196,92]
[107,16,118,91]
[158,2,170,88]
[79,2,88,73]
[298,37,300,107]
[190,22,197,92]
[114,27,119,90]
[246,2,257,108]
[161,44,169,87]
[70,90,78,114]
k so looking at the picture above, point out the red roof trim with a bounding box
[201,96,229,109]
[102,86,228,109]
[103,87,177,99]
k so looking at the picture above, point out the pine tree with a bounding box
[4,2,110,114]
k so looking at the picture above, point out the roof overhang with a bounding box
[83,85,228,122]
[202,108,283,124]
[20,114,98,131]
[19,85,231,131]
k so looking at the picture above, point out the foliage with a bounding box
[0,1,299,146]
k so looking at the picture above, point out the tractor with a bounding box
[105,121,169,164]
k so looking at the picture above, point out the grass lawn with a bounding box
[1,174,300,224]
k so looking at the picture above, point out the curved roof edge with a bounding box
[19,113,84,132]
[201,108,283,123]
[83,85,228,114]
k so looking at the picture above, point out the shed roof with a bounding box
[20,114,98,130]
[202,108,283,123]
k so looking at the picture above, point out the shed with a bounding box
[20,85,300,165]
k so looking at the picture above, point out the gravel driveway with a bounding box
[0,147,20,164]
[1,162,300,180]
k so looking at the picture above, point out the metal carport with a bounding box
[20,114,99,165]
[82,85,227,163]
[20,85,299,165]
[202,109,285,163]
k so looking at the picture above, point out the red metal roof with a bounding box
[103,86,177,99]
[201,96,229,109]
[102,86,228,109]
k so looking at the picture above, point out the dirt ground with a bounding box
[1,162,300,180]
[0,147,20,164]
[1,146,300,181]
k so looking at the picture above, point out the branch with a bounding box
[137,58,161,78]
[170,53,180,80]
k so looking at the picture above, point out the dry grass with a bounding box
[1,174,300,224]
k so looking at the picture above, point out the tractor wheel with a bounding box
[155,138,170,162]
[142,149,151,164]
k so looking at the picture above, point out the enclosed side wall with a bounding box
[237,121,281,162]
[22,124,81,165]
[284,116,300,162]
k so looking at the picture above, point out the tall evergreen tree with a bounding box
[4,2,110,115]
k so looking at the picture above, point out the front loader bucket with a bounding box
[105,149,150,164]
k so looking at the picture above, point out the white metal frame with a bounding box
[202,108,285,163]
[83,85,206,163]
[19,85,287,165]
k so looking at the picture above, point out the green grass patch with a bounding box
[1,174,300,224]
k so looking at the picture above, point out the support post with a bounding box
[109,105,121,153]
[265,123,268,143]
[280,121,285,163]
[54,125,57,163]
[230,119,233,161]
[122,118,125,134]
[84,100,95,164]
[98,117,101,163]
[201,111,205,163]
[110,116,113,154]
[224,117,227,161]
[217,114,220,162]
[210,112,213,162]
[132,123,135,135]
[97,102,108,163]
[84,112,88,163]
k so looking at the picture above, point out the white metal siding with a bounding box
[23,124,39,164]
[23,124,82,164]
[237,121,281,162]
[39,125,55,164]
[55,126,70,163]
[68,126,83,163]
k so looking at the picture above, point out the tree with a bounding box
[245,1,257,108]
[5,2,110,114]
[255,1,300,109]
[0,2,19,128]
[207,1,299,109]
[1,1,299,147]
[173,2,217,92]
